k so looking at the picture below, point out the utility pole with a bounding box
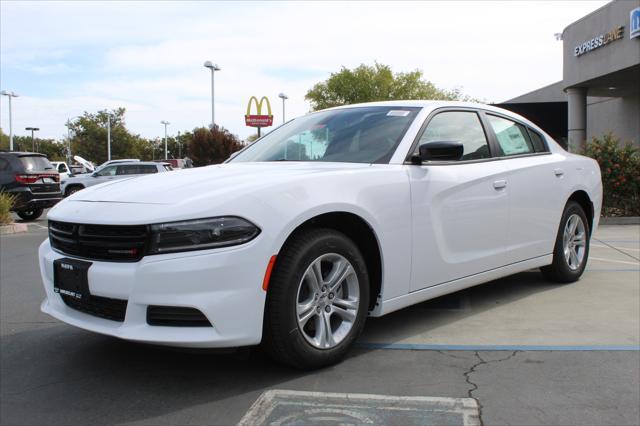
[107,116,111,161]
[1,91,19,151]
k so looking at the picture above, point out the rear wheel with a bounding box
[263,228,369,370]
[541,201,590,283]
[17,207,43,221]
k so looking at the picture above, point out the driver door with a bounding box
[408,109,510,291]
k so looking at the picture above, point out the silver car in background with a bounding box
[61,161,172,197]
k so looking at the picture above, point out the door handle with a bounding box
[554,168,564,177]
[493,180,507,189]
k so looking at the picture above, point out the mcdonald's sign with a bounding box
[245,96,273,127]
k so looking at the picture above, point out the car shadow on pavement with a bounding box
[0,271,562,425]
[360,270,563,345]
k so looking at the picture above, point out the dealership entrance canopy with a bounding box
[497,0,640,151]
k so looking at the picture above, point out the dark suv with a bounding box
[0,152,63,221]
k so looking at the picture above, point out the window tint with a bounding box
[487,115,535,156]
[116,164,159,175]
[57,163,68,173]
[19,155,54,172]
[96,166,117,176]
[0,158,9,171]
[417,111,490,160]
[527,128,548,152]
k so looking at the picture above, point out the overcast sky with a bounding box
[1,0,608,141]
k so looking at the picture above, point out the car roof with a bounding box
[320,100,542,132]
[0,151,47,157]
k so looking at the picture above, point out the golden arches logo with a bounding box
[245,96,274,128]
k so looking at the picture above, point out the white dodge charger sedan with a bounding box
[39,101,602,369]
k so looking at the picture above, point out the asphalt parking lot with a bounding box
[1,213,638,426]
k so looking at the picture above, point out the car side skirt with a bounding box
[371,254,552,317]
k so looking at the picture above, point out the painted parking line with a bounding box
[239,390,480,426]
[589,256,639,266]
[592,244,640,252]
[356,343,640,351]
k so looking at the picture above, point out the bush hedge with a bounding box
[0,192,15,225]
[583,133,640,216]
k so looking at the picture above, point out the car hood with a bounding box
[70,162,372,205]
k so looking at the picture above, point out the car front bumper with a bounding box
[39,238,269,348]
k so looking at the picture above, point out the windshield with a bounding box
[231,106,420,164]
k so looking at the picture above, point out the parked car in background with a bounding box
[61,161,172,197]
[39,101,602,369]
[50,161,71,180]
[95,158,140,170]
[0,152,62,220]
[153,158,193,169]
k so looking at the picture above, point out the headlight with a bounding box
[148,216,260,254]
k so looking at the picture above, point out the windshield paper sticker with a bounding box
[387,110,410,117]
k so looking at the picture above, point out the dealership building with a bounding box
[498,0,640,151]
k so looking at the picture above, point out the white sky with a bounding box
[0,1,608,140]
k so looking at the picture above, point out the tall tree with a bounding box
[187,126,243,166]
[305,62,476,111]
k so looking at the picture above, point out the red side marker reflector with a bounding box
[262,255,277,291]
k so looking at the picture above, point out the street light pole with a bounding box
[278,93,288,124]
[1,91,19,151]
[65,116,81,165]
[25,127,39,152]
[177,131,182,158]
[107,116,111,161]
[160,120,170,160]
[203,61,221,129]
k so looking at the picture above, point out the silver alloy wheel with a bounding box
[563,213,587,271]
[296,253,360,349]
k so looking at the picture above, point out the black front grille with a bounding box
[61,294,128,322]
[49,221,148,262]
[147,306,212,327]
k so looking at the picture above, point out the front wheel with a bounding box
[541,201,590,283]
[263,228,370,370]
[17,207,44,221]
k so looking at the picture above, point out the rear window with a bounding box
[19,156,54,172]
[163,164,173,171]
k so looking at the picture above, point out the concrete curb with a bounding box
[600,216,640,225]
[0,223,28,235]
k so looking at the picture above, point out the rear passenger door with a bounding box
[483,113,565,263]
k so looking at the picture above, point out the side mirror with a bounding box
[412,141,464,164]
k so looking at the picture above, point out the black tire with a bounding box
[263,228,370,370]
[65,186,83,197]
[541,201,590,283]
[17,207,44,221]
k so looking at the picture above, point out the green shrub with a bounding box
[583,133,640,216]
[0,192,16,225]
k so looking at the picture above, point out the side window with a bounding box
[58,164,67,173]
[0,158,9,171]
[139,165,158,174]
[96,166,117,176]
[487,115,535,156]
[417,111,491,160]
[527,128,548,152]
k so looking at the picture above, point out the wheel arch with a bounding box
[567,190,594,235]
[276,211,383,312]
[64,184,85,196]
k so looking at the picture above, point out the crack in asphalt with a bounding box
[463,351,520,426]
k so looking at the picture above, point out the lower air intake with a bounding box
[146,306,212,327]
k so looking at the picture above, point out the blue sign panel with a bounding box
[631,7,640,39]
